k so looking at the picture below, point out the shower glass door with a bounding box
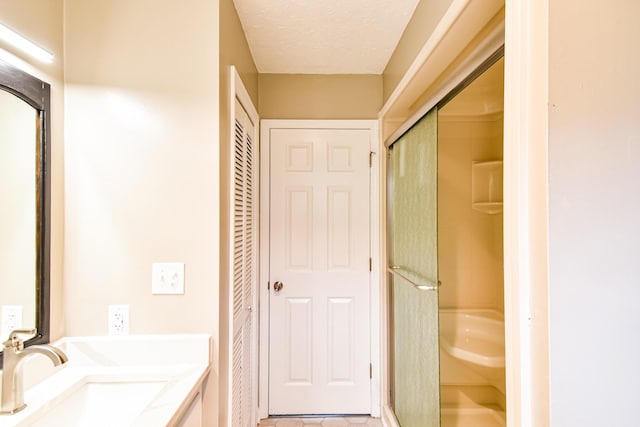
[388,107,440,427]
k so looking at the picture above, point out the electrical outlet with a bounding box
[108,304,129,335]
[1,305,23,338]
[151,262,185,295]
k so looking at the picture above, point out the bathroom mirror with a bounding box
[0,59,51,365]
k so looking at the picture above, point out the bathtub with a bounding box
[439,308,506,396]
[439,309,506,426]
[439,309,505,369]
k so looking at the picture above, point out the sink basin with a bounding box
[14,371,172,427]
[24,375,169,427]
[0,335,211,427]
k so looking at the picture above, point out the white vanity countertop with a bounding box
[0,334,211,427]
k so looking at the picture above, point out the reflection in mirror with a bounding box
[0,90,37,337]
[0,59,51,366]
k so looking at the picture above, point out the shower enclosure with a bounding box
[387,107,440,427]
[386,53,506,427]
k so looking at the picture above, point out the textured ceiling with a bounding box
[233,0,420,74]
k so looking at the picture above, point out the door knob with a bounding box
[273,281,284,292]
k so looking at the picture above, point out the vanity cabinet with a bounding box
[176,390,203,427]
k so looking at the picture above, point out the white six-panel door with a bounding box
[268,127,372,415]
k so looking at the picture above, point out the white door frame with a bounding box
[258,120,381,420]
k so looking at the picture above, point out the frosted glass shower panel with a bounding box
[389,107,440,427]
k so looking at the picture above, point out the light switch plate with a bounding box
[152,262,185,295]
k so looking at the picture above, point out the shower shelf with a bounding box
[472,160,503,214]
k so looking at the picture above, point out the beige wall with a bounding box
[438,115,504,311]
[63,0,220,424]
[259,74,382,119]
[0,0,65,341]
[382,0,454,102]
[548,0,640,425]
[219,0,258,425]
[220,0,259,109]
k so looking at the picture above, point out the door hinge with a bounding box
[369,363,373,379]
[369,258,372,272]
[369,151,375,168]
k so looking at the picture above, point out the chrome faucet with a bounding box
[1,329,68,415]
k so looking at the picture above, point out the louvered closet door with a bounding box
[231,98,257,427]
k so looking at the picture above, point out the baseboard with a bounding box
[381,405,399,427]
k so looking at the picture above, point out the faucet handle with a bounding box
[3,328,37,349]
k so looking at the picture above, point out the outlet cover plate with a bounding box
[152,262,185,295]
[108,304,129,335]
[1,305,23,338]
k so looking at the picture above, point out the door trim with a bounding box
[258,120,381,420]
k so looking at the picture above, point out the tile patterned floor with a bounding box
[258,416,382,427]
